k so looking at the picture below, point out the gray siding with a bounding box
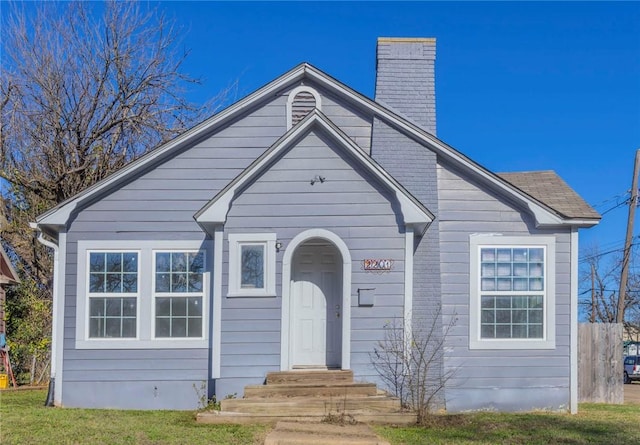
[216,127,406,398]
[438,160,572,412]
[62,95,288,409]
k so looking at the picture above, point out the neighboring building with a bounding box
[32,38,600,412]
[1,244,20,338]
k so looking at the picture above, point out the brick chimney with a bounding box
[375,37,436,135]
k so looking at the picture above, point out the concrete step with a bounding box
[196,410,417,426]
[263,421,390,445]
[244,382,378,398]
[266,370,354,385]
[220,395,401,416]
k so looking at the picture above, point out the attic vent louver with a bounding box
[286,86,322,130]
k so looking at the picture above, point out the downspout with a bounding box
[32,226,59,407]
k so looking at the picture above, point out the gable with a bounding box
[195,111,433,235]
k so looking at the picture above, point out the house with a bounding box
[32,38,600,413]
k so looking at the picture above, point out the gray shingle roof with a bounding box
[497,170,601,220]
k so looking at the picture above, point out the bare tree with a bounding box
[370,309,457,424]
[1,1,213,285]
[0,1,217,384]
[580,244,640,337]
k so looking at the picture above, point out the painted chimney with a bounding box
[375,37,436,135]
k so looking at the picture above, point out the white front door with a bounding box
[290,243,341,368]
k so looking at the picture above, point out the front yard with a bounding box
[1,388,639,444]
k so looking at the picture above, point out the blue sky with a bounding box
[3,2,639,267]
[155,1,639,265]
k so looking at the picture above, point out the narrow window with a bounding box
[154,251,205,338]
[88,252,138,338]
[228,233,276,297]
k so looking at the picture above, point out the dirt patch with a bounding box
[624,381,640,404]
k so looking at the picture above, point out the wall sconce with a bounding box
[310,175,326,185]
[275,241,283,252]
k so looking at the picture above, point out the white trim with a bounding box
[151,250,206,340]
[212,227,223,378]
[286,85,322,130]
[281,229,351,370]
[75,240,210,349]
[469,234,556,350]
[570,228,579,414]
[195,111,433,234]
[37,63,598,231]
[227,233,276,297]
[404,226,414,342]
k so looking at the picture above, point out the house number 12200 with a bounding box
[363,259,393,271]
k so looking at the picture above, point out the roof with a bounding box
[0,244,20,285]
[498,171,600,220]
[34,62,600,230]
[195,109,434,235]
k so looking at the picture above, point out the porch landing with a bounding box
[196,370,416,426]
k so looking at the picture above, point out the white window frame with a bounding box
[76,240,211,349]
[152,250,206,340]
[86,250,140,340]
[228,233,276,297]
[469,234,556,350]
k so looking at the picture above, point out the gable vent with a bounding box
[286,86,322,130]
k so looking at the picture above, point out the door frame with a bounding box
[280,229,351,371]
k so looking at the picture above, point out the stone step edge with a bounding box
[264,430,390,445]
[196,411,417,426]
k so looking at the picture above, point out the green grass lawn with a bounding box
[0,390,268,445]
[2,389,639,445]
[376,403,640,445]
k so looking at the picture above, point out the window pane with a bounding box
[529,309,543,324]
[529,325,543,338]
[90,253,105,272]
[105,318,121,337]
[481,324,495,338]
[481,278,496,291]
[122,318,136,337]
[105,298,122,316]
[172,318,187,337]
[156,298,171,317]
[481,263,496,277]
[513,278,528,291]
[156,273,170,293]
[497,249,511,262]
[513,263,528,277]
[156,253,171,273]
[187,297,203,317]
[529,278,544,291]
[496,325,511,338]
[529,248,544,262]
[241,245,264,289]
[513,309,527,323]
[107,253,122,272]
[512,325,527,338]
[481,248,495,262]
[188,273,203,292]
[172,298,187,316]
[481,309,494,324]
[90,298,105,317]
[497,263,511,277]
[496,309,511,323]
[90,274,105,293]
[122,273,138,293]
[172,273,187,292]
[89,318,103,337]
[497,278,512,291]
[122,298,136,317]
[122,253,138,273]
[529,263,544,277]
[188,318,202,337]
[156,318,170,337]
[481,297,495,309]
[106,273,122,293]
[513,249,528,262]
[172,253,187,272]
[189,252,204,274]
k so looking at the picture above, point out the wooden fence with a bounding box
[578,323,623,404]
